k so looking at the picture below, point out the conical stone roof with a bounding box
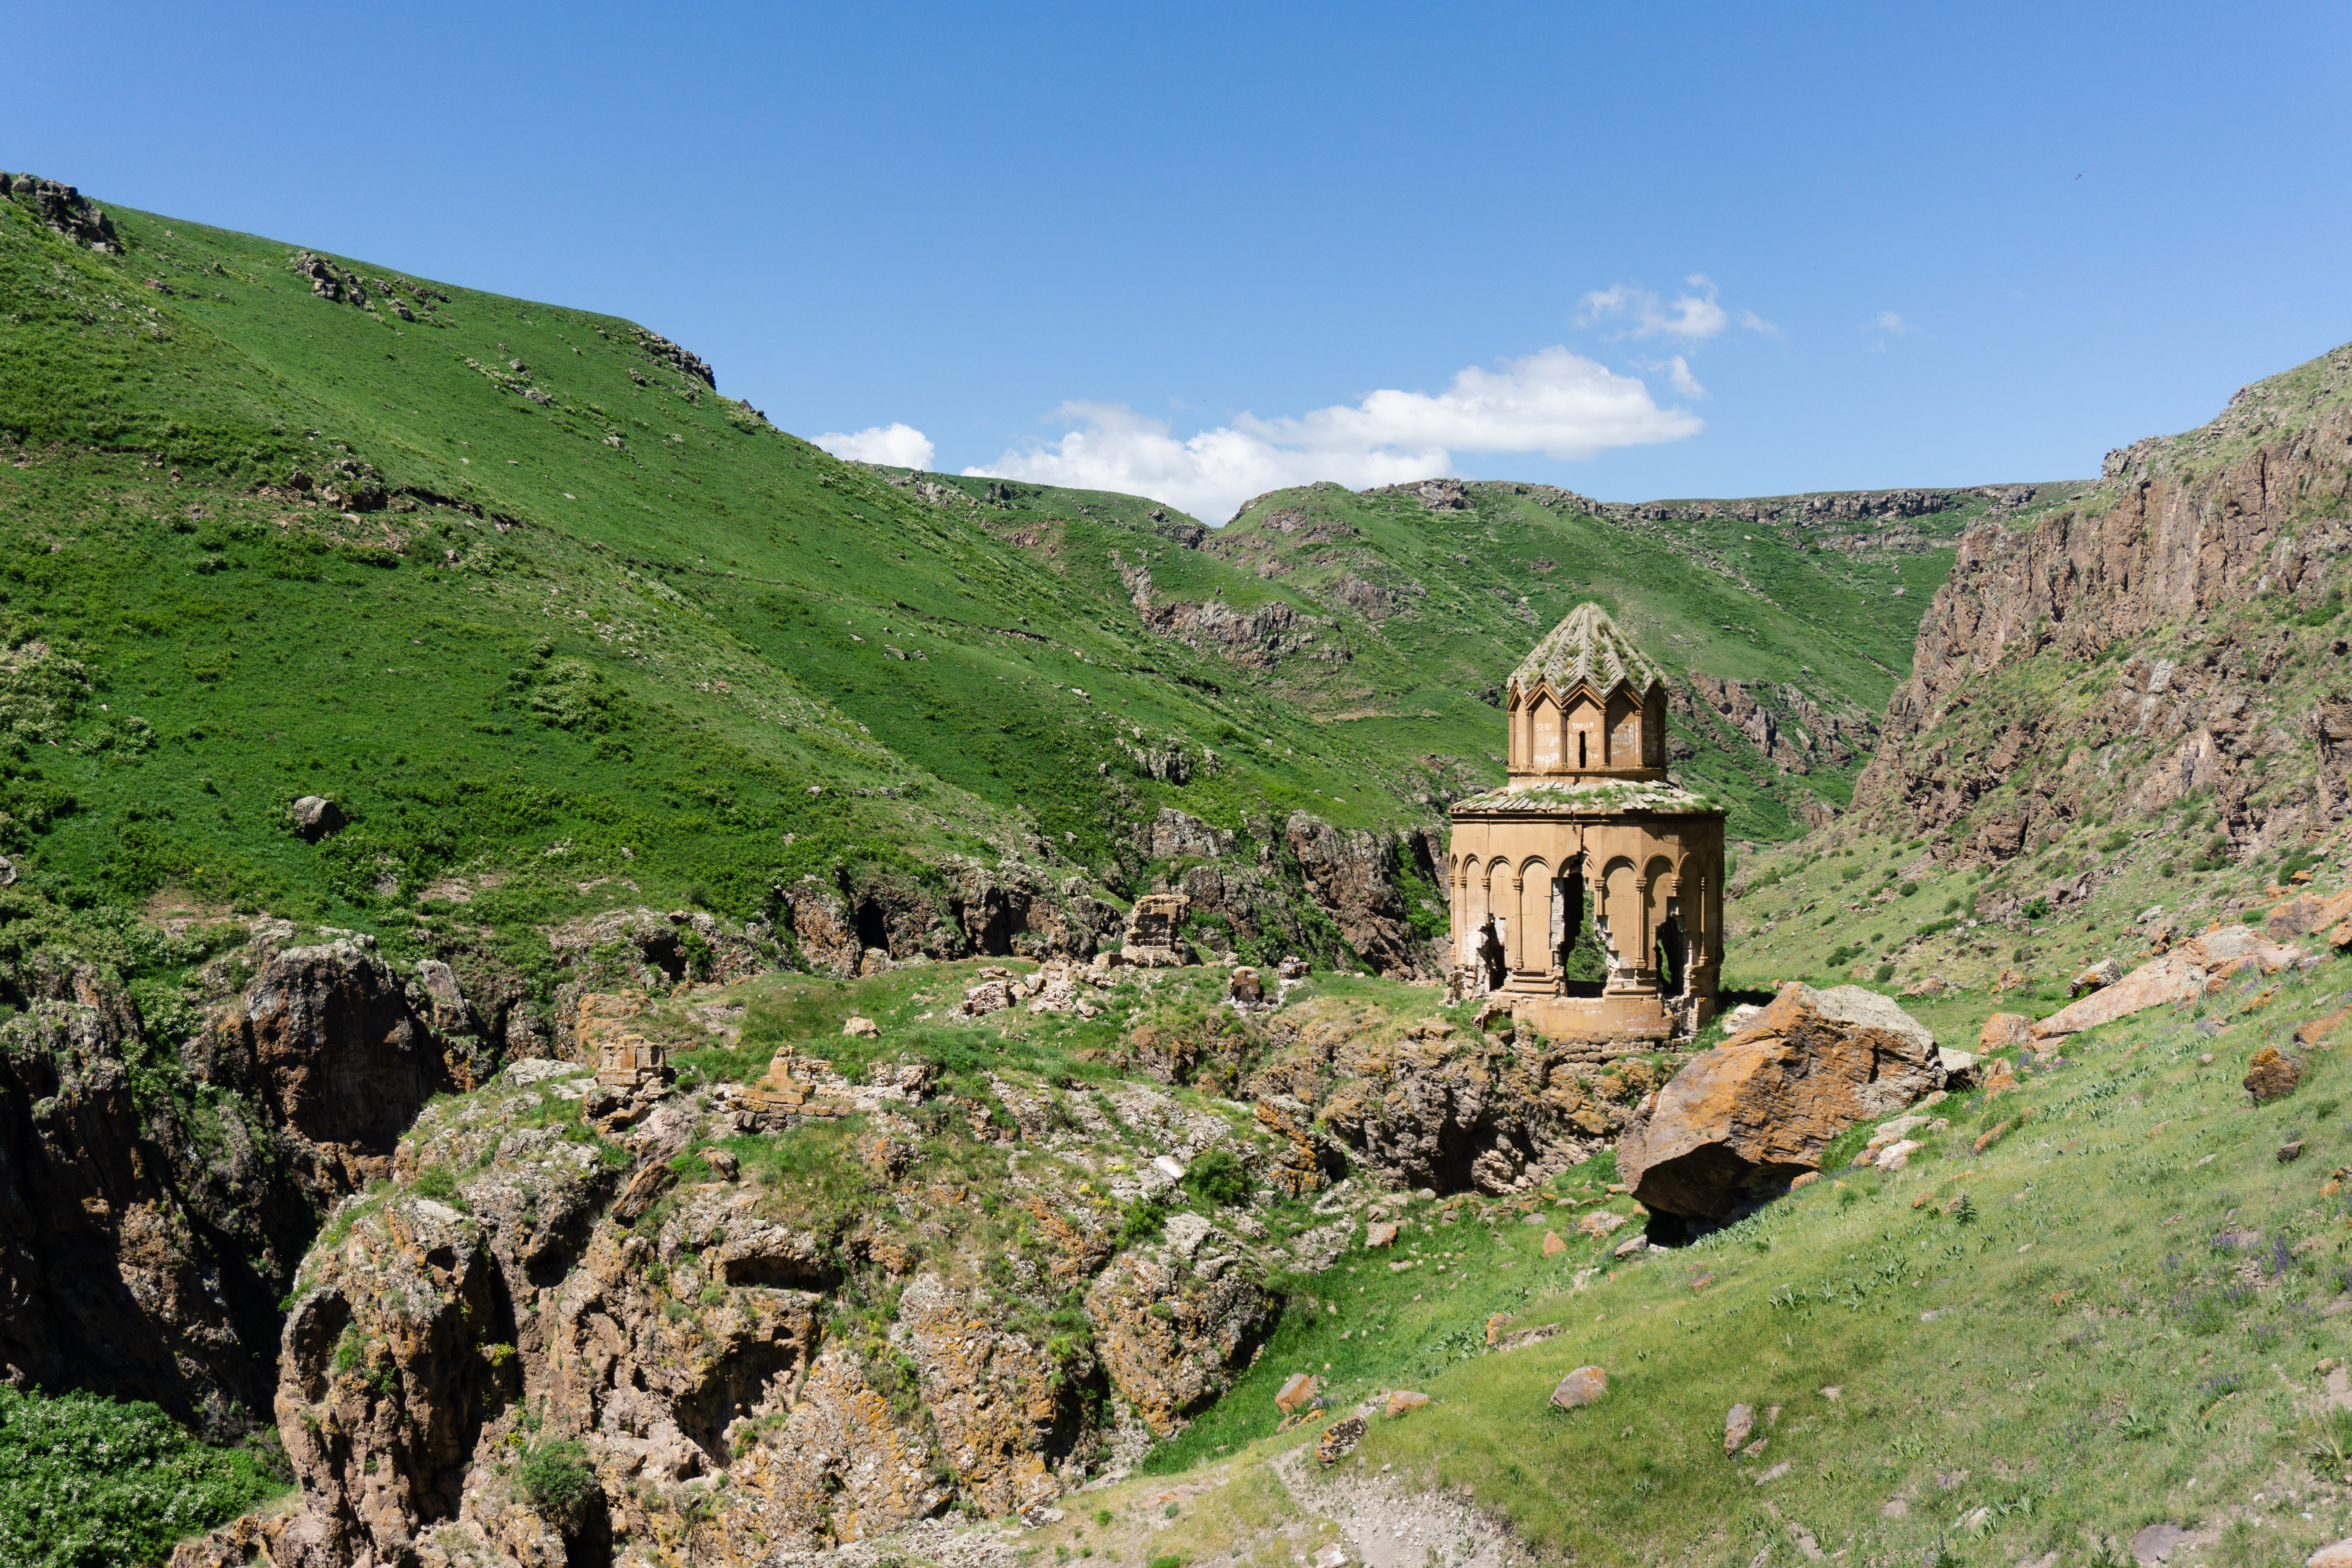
[1506,602,1666,700]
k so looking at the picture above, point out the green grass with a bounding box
[1136,946,2352,1565]
[0,1386,290,1567]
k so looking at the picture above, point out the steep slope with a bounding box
[889,468,2090,842]
[0,172,1463,994]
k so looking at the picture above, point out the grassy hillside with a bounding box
[1019,936,2352,1568]
[896,468,2093,842]
[0,182,1461,964]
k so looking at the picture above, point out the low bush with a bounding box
[0,1386,286,1567]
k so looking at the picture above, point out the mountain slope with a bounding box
[882,468,2096,843]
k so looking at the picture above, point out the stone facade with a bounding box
[1121,891,1193,966]
[1448,605,1725,1039]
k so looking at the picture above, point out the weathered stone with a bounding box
[2070,957,2124,996]
[2131,1523,2192,1564]
[1613,1232,1648,1258]
[1384,1389,1430,1418]
[1365,1220,1400,1248]
[1542,1229,1566,1257]
[1315,1416,1367,1465]
[1276,1372,1317,1414]
[1978,1013,2033,1051]
[1576,1209,1628,1239]
[1981,1056,2018,1096]
[1549,1366,1608,1409]
[289,794,346,842]
[2034,927,2310,1039]
[2296,1004,2352,1046]
[960,979,1014,1016]
[840,1014,880,1037]
[1277,954,1310,980]
[1229,966,1264,1005]
[2245,1046,2300,1103]
[1725,1402,1755,1455]
[1615,984,1940,1220]
[2306,1537,2352,1568]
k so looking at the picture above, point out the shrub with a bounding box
[1872,963,1896,984]
[519,1437,598,1517]
[0,1385,285,1567]
[1184,1148,1251,1207]
[2022,898,2051,921]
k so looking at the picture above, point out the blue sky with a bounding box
[7,2,2348,523]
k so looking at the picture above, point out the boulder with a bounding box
[289,794,346,842]
[1978,1013,2032,1051]
[2245,1046,2300,1104]
[1229,966,1264,1005]
[1364,1220,1400,1248]
[1314,1416,1366,1465]
[1384,1389,1430,1418]
[1277,954,1310,980]
[1576,1209,1628,1239]
[1542,1229,1566,1257]
[1549,1366,1608,1409]
[2308,1537,2352,1568]
[2266,889,2352,944]
[2033,927,2311,1039]
[841,1015,880,1038]
[1725,1402,1755,1455]
[1615,985,1940,1220]
[1275,1372,1317,1414]
[2070,957,2124,996]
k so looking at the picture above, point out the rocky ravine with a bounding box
[0,924,486,1436]
[164,960,1670,1567]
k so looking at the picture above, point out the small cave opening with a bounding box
[853,898,891,954]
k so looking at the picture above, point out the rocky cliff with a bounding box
[0,921,483,1435]
[1851,342,2352,883]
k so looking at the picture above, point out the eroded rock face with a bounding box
[1085,1243,1277,1437]
[271,1200,507,1568]
[237,1043,1302,1562]
[0,935,486,1433]
[1247,1016,1612,1194]
[0,985,305,1428]
[1618,985,1941,1220]
[201,937,491,1190]
[1851,346,2352,864]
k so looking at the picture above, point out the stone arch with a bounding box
[1647,853,1683,997]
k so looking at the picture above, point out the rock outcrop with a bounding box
[5,172,117,250]
[1852,344,2352,863]
[1617,985,1941,1220]
[0,930,485,1433]
[2030,922,2318,1038]
[228,1031,1309,1562]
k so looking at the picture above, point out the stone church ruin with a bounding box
[1448,603,1726,1041]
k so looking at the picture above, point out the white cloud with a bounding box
[965,348,1700,524]
[1577,275,1778,344]
[813,422,935,470]
[1638,355,1708,399]
[1862,311,1913,352]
